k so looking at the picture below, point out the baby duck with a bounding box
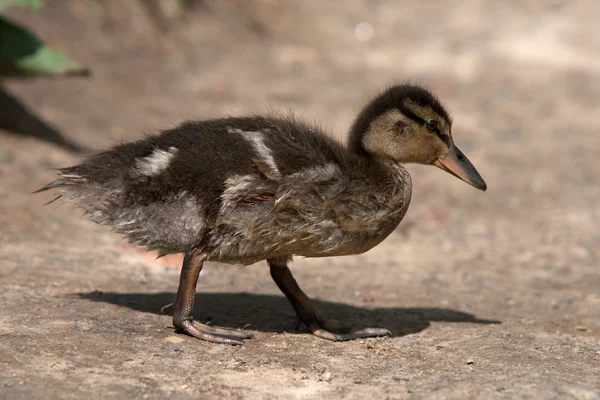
[37,84,486,345]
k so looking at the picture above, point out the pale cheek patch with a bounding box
[362,109,407,157]
[133,147,178,177]
[229,128,281,179]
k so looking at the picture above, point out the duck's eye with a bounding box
[425,120,437,131]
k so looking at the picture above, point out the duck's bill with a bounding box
[432,145,487,191]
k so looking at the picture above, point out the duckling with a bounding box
[36,84,486,345]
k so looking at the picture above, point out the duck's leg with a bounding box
[268,259,391,341]
[171,249,253,345]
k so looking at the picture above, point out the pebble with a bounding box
[363,295,375,303]
[164,336,186,343]
[318,371,332,382]
[569,245,589,260]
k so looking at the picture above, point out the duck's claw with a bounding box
[160,302,174,314]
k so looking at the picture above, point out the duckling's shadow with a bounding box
[79,291,500,336]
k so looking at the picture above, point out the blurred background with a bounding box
[1,1,599,398]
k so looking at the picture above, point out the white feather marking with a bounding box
[133,147,178,177]
[229,128,280,178]
[59,174,84,179]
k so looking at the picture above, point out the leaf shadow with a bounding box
[0,85,87,152]
[78,291,501,337]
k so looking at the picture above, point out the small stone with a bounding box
[164,336,186,343]
[318,371,332,382]
[569,245,589,260]
[466,358,475,365]
[573,326,588,331]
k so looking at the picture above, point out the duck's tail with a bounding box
[32,167,91,205]
[32,167,88,194]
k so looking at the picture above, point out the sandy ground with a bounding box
[1,1,599,399]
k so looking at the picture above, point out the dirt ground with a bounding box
[1,1,599,399]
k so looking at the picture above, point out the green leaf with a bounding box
[0,17,89,77]
[0,0,43,12]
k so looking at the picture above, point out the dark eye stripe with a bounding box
[400,107,427,125]
[436,130,451,146]
[398,106,451,146]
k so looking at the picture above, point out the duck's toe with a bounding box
[310,323,391,342]
[175,320,252,345]
[160,302,174,314]
[198,323,254,339]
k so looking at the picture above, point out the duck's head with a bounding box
[350,84,487,191]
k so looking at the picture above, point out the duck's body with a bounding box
[55,116,411,264]
[37,84,486,345]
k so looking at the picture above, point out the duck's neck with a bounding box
[347,119,370,158]
[347,130,407,168]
